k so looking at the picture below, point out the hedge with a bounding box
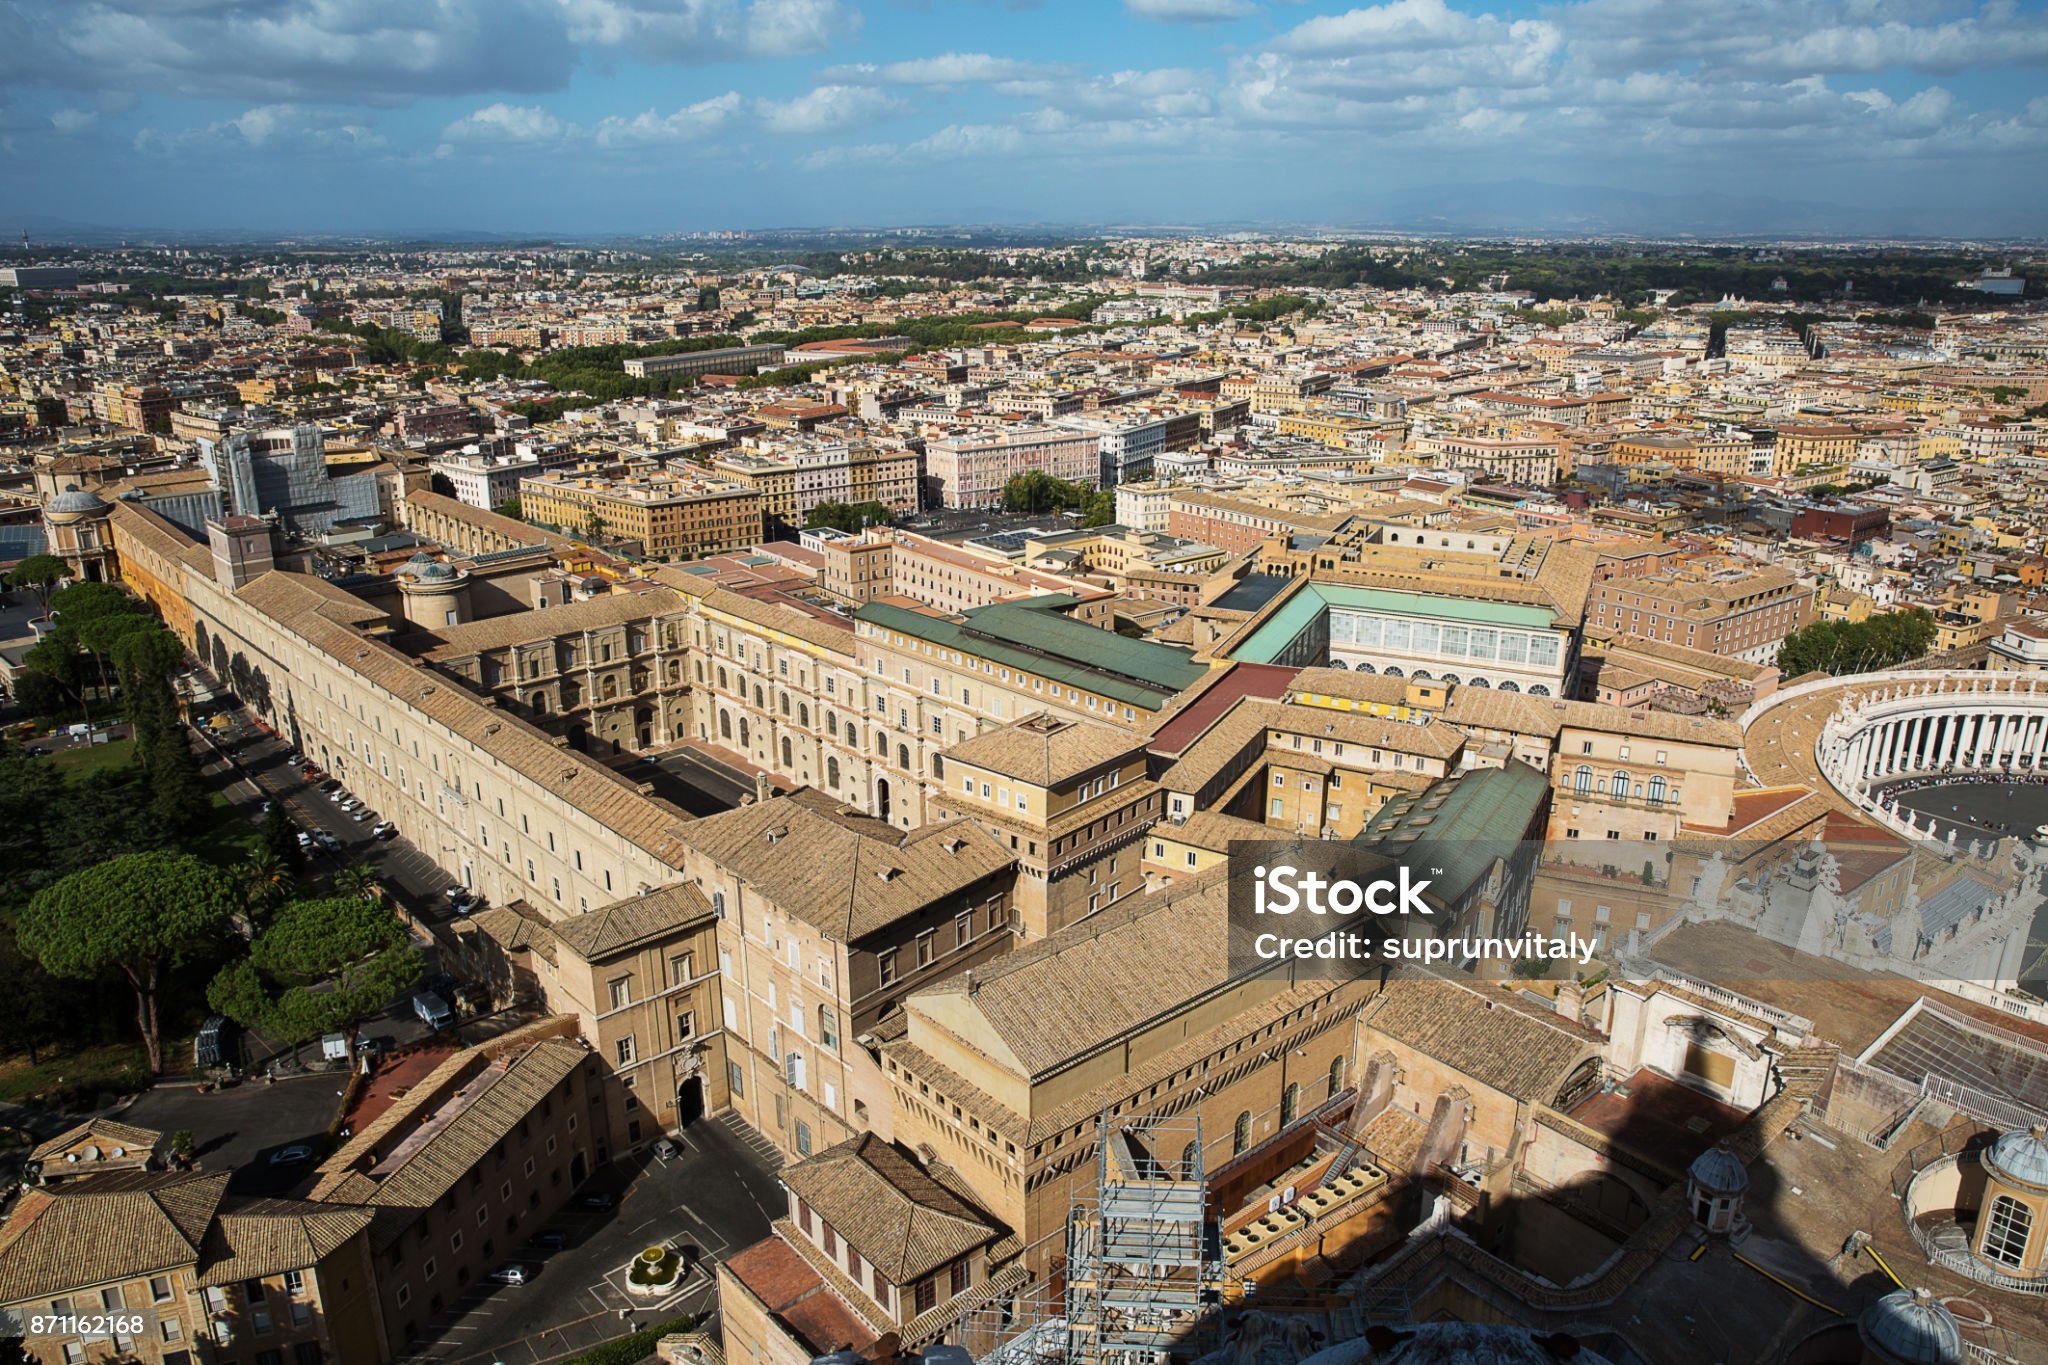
[557,1313,696,1365]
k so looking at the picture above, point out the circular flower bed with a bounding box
[627,1246,682,1297]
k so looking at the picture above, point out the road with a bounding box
[195,710,470,932]
[118,1072,350,1195]
[402,1113,784,1365]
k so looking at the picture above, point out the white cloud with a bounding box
[136,103,388,157]
[556,0,857,61]
[1123,0,1259,21]
[48,108,96,134]
[593,92,744,146]
[909,122,1028,156]
[440,102,570,143]
[821,52,1070,86]
[756,84,904,133]
[8,0,575,102]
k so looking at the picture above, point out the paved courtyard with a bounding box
[400,1113,785,1365]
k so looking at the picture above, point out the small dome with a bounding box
[1688,1143,1748,1196]
[410,560,456,583]
[1858,1288,1963,1365]
[1988,1125,2048,1190]
[47,483,108,516]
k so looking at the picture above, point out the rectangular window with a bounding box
[879,948,899,985]
[916,930,936,967]
[916,1279,937,1315]
[616,1035,637,1066]
[609,977,631,1009]
[951,1262,969,1295]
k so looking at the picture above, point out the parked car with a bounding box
[296,831,314,851]
[268,1144,314,1166]
[315,831,342,852]
[651,1138,677,1161]
[574,1192,615,1211]
[526,1231,567,1252]
[350,807,373,823]
[318,778,342,792]
[370,821,396,840]
[487,1264,529,1286]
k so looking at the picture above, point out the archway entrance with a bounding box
[677,1076,705,1128]
[877,776,892,823]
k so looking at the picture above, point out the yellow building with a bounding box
[519,467,763,558]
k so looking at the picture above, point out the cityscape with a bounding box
[1,5,2047,1365]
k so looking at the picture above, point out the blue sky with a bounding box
[1,0,2044,236]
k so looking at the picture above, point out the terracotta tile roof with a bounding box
[418,589,690,660]
[309,1038,586,1234]
[679,794,1012,943]
[196,1200,376,1286]
[469,901,560,966]
[1359,973,1601,1104]
[235,571,696,866]
[910,871,1262,1079]
[552,883,715,962]
[29,1118,162,1165]
[943,713,1141,787]
[731,1222,886,1351]
[780,1135,1001,1284]
[0,1172,227,1302]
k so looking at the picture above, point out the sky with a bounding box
[0,0,2045,238]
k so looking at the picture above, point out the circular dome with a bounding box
[1858,1288,1963,1365]
[412,560,455,583]
[46,483,108,517]
[1688,1144,1748,1196]
[1987,1125,2048,1190]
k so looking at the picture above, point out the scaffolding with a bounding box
[958,1112,1227,1365]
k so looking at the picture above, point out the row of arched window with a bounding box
[1571,767,1669,802]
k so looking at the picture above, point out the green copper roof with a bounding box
[855,597,1207,710]
[1355,762,1550,906]
[1226,582,1557,665]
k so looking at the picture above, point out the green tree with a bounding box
[1776,608,1937,677]
[6,553,69,613]
[492,497,522,521]
[803,500,893,533]
[1082,490,1117,527]
[233,848,295,926]
[209,895,422,1067]
[332,863,381,901]
[260,802,307,880]
[1002,471,1092,515]
[17,851,236,1073]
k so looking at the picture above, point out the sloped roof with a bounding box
[680,794,1013,943]
[552,883,715,962]
[197,1200,377,1286]
[943,713,1140,787]
[1360,973,1600,1104]
[0,1172,227,1301]
[856,598,1204,710]
[1356,762,1551,906]
[30,1117,162,1164]
[779,1135,1001,1284]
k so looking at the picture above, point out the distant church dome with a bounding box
[1858,1288,1963,1365]
[1987,1125,2048,1191]
[46,483,108,519]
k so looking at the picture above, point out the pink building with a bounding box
[922,425,1100,508]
